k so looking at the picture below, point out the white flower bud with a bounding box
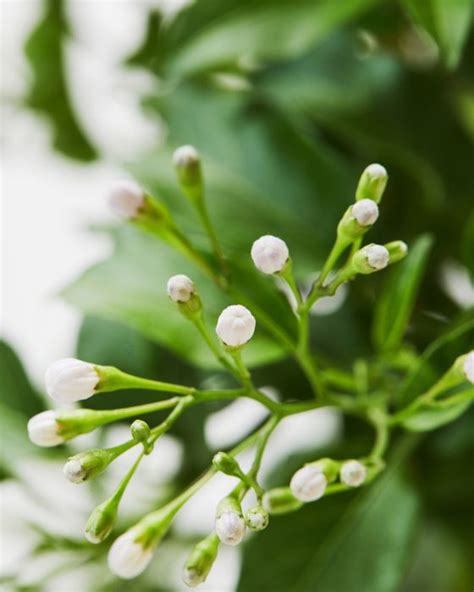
[340,460,367,487]
[64,458,86,483]
[182,567,203,587]
[290,465,327,502]
[365,244,389,270]
[108,528,154,579]
[215,305,256,347]
[351,199,379,226]
[108,180,145,220]
[27,410,64,447]
[356,164,388,203]
[45,358,99,403]
[463,351,474,383]
[251,235,289,274]
[173,145,200,168]
[215,509,246,546]
[63,448,112,483]
[167,274,195,303]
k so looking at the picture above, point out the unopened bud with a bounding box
[352,244,389,274]
[356,163,388,203]
[386,240,408,264]
[216,305,256,347]
[45,358,99,403]
[27,408,102,447]
[131,419,152,453]
[351,199,379,226]
[63,448,114,484]
[167,274,195,303]
[182,533,219,588]
[263,487,302,515]
[85,497,118,544]
[461,351,474,384]
[340,460,367,487]
[212,452,241,476]
[215,496,246,546]
[245,505,269,531]
[108,527,154,579]
[251,235,289,274]
[173,145,203,202]
[109,180,145,220]
[289,459,338,503]
[27,410,65,447]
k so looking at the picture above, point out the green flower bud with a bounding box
[131,419,151,443]
[212,452,241,476]
[182,533,219,587]
[245,505,269,531]
[355,163,388,203]
[63,448,114,484]
[85,496,119,544]
[352,244,389,274]
[385,240,408,264]
[173,145,203,203]
[262,487,303,515]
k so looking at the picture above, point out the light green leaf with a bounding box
[402,0,473,68]
[167,0,381,77]
[402,397,472,432]
[373,234,433,352]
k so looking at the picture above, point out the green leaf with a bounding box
[24,0,97,161]
[372,234,433,353]
[238,468,419,592]
[166,0,381,78]
[402,0,473,68]
[402,396,472,432]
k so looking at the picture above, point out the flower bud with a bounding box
[356,163,388,203]
[45,358,99,403]
[263,487,303,515]
[215,305,256,347]
[462,351,474,384]
[63,448,113,484]
[352,244,389,274]
[27,410,65,447]
[340,460,367,487]
[167,274,195,303]
[173,145,202,201]
[290,464,328,502]
[385,240,408,264]
[109,180,145,220]
[351,199,379,227]
[212,451,241,476]
[108,527,154,579]
[215,496,246,546]
[251,235,290,274]
[85,497,118,544]
[130,419,152,453]
[182,533,219,588]
[245,505,269,531]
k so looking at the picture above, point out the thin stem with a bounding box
[111,450,145,504]
[192,316,240,379]
[197,202,228,277]
[248,415,279,488]
[229,348,253,390]
[369,413,390,461]
[95,398,180,424]
[148,396,193,445]
[100,367,195,396]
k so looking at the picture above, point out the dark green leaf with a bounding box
[373,234,433,352]
[402,0,473,68]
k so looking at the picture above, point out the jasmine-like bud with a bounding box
[215,305,256,347]
[109,180,145,220]
[351,199,379,227]
[63,448,113,484]
[85,496,118,544]
[212,451,241,476]
[340,460,367,487]
[356,163,388,203]
[290,458,338,503]
[167,274,195,303]
[462,351,474,383]
[45,358,99,403]
[215,496,246,546]
[386,240,408,264]
[182,533,219,588]
[352,244,389,274]
[27,410,65,447]
[108,527,154,579]
[245,505,269,531]
[173,145,202,201]
[131,419,151,444]
[251,235,289,274]
[263,487,302,515]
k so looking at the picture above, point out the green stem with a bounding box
[148,396,193,445]
[192,316,240,379]
[229,348,253,390]
[98,367,195,396]
[247,416,280,498]
[111,450,145,504]
[197,202,228,277]
[369,413,390,461]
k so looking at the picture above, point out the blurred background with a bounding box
[1,1,473,591]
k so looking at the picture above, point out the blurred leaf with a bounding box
[373,235,433,352]
[63,227,289,369]
[24,0,97,161]
[238,466,419,592]
[166,0,381,78]
[402,0,473,68]
[401,396,472,432]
